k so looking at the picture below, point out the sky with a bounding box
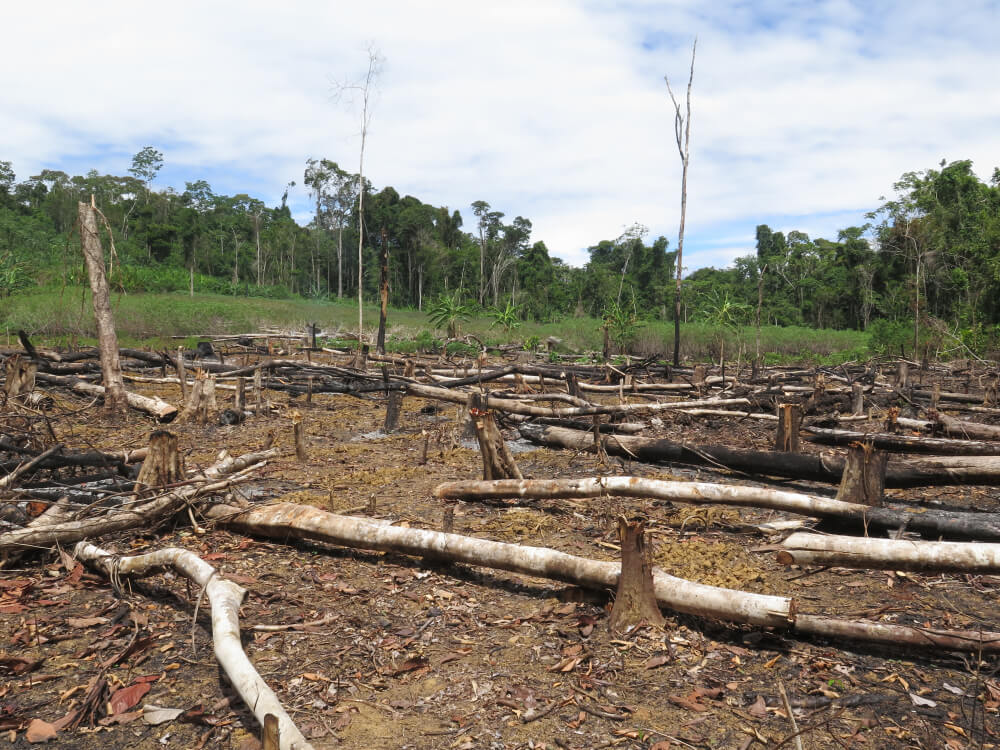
[3,0,998,272]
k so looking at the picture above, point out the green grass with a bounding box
[1,286,869,364]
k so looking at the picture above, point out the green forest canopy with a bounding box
[1,151,998,348]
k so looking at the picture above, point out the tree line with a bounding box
[1,151,998,352]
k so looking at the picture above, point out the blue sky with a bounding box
[3,0,998,272]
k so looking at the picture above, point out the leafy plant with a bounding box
[490,300,522,335]
[426,292,474,338]
[602,296,641,354]
[523,334,541,351]
[414,329,438,353]
[699,290,750,366]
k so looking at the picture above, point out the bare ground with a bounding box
[2,372,1000,749]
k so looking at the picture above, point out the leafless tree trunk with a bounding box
[336,45,382,349]
[665,38,696,367]
[78,199,126,413]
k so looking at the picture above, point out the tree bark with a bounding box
[774,403,801,452]
[777,532,1000,573]
[469,393,522,480]
[835,441,885,506]
[2,355,37,398]
[133,430,183,496]
[78,200,126,413]
[609,517,665,632]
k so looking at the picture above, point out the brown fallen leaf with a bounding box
[0,655,43,676]
[25,718,57,743]
[66,617,108,629]
[109,682,151,715]
[748,694,768,718]
[643,652,670,670]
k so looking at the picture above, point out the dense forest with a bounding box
[1,150,998,352]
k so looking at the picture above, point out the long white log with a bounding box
[207,502,1000,652]
[206,502,793,627]
[73,543,312,750]
[778,532,1000,572]
[433,476,1000,540]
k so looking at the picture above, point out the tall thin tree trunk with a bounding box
[337,226,343,298]
[78,199,126,413]
[377,228,389,355]
[665,39,696,368]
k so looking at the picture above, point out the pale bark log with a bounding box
[434,476,1000,540]
[778,532,1000,573]
[73,542,312,750]
[206,501,1000,651]
[78,200,126,412]
[205,502,793,627]
[793,614,1000,652]
[35,372,177,421]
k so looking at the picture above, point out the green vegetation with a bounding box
[1,151,997,358]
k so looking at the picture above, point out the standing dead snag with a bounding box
[78,199,126,413]
[609,517,665,633]
[133,430,183,496]
[469,392,522,480]
[836,440,886,506]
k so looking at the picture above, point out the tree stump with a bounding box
[176,370,215,424]
[235,377,246,414]
[383,390,402,433]
[134,430,183,496]
[774,403,801,452]
[469,393,522,480]
[609,517,665,633]
[836,441,886,507]
[851,382,864,416]
[3,355,37,398]
[291,410,307,461]
[895,361,910,389]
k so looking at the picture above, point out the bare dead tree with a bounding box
[665,38,696,368]
[78,198,126,413]
[334,45,383,351]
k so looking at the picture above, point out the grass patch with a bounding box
[3,286,868,364]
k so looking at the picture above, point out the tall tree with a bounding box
[664,38,696,367]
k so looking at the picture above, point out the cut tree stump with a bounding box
[836,441,886,506]
[774,403,801,452]
[470,393,522,480]
[176,370,216,424]
[3,355,37,398]
[133,430,183,496]
[608,517,665,633]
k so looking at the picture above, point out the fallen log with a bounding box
[803,425,1000,455]
[74,542,312,750]
[205,502,1000,651]
[518,423,1000,487]
[205,502,793,627]
[35,372,177,421]
[0,448,277,555]
[434,476,1000,540]
[777,532,1000,573]
[405,381,750,418]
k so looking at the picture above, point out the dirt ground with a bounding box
[2,363,1000,749]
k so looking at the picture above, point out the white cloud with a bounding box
[2,0,997,271]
